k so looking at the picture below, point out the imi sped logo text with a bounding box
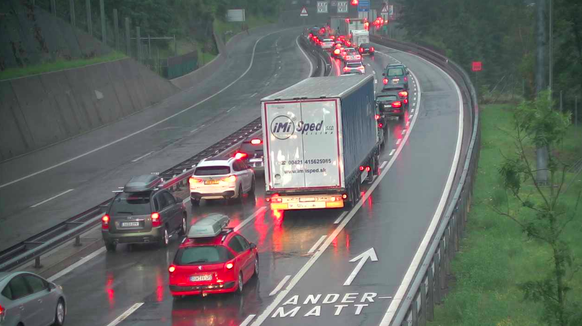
[270,115,328,140]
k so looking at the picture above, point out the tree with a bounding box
[494,90,580,326]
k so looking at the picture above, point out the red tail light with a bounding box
[344,67,350,71]
[404,98,409,104]
[359,166,365,171]
[351,0,358,6]
[404,76,408,82]
[222,175,237,183]
[342,193,348,199]
[225,262,234,270]
[375,114,380,120]
[398,91,409,98]
[359,48,363,53]
[101,214,110,230]
[151,212,161,227]
[168,265,176,273]
[234,152,248,160]
[392,101,402,108]
[334,49,340,55]
[371,47,375,52]
[378,122,384,128]
[250,138,262,145]
[356,55,361,60]
[383,78,388,85]
[365,166,371,172]
[189,177,203,184]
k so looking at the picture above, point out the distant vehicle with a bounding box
[350,29,370,48]
[101,174,187,251]
[358,43,375,56]
[332,46,343,59]
[382,64,410,89]
[343,61,365,74]
[168,214,258,297]
[261,74,381,210]
[376,87,409,119]
[0,271,66,326]
[343,48,362,62]
[321,38,335,50]
[189,157,255,206]
[233,135,264,172]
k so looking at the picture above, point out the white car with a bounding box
[321,39,335,50]
[189,157,255,206]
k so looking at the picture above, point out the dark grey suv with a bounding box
[101,175,187,251]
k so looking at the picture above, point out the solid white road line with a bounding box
[378,46,464,326]
[131,151,154,163]
[30,189,74,208]
[401,129,407,135]
[250,63,423,326]
[48,247,106,282]
[234,207,267,232]
[190,124,206,133]
[333,211,348,224]
[380,161,388,169]
[227,106,237,112]
[269,275,291,296]
[240,314,257,326]
[396,139,402,145]
[0,28,294,190]
[106,303,144,326]
[250,92,258,98]
[296,35,315,77]
[307,235,327,254]
[389,149,396,156]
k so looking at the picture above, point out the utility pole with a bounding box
[535,0,549,184]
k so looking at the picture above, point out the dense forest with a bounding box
[397,0,581,108]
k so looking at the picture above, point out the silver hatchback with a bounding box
[0,271,66,326]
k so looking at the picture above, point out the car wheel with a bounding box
[190,198,200,207]
[237,185,244,204]
[178,215,187,236]
[159,227,169,248]
[52,299,65,326]
[253,257,259,278]
[249,179,256,198]
[236,272,244,294]
[105,242,116,252]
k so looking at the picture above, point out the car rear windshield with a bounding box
[323,39,333,42]
[194,166,231,176]
[347,62,362,68]
[174,246,233,265]
[377,95,398,102]
[360,43,371,48]
[387,68,404,76]
[110,192,151,215]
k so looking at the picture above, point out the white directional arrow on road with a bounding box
[343,248,378,286]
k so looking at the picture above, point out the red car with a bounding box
[168,214,258,297]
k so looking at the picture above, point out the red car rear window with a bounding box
[174,246,233,265]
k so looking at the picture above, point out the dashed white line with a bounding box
[240,314,257,326]
[30,189,74,208]
[406,121,410,127]
[411,109,415,113]
[269,275,291,296]
[190,124,206,133]
[380,161,388,169]
[250,92,258,98]
[401,129,407,135]
[131,151,154,162]
[48,247,106,282]
[106,303,144,326]
[396,139,402,145]
[334,211,348,224]
[379,296,393,299]
[308,235,327,254]
[227,106,237,112]
[389,149,396,156]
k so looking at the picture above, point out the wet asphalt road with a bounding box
[45,43,462,326]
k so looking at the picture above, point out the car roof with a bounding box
[181,229,239,247]
[196,157,234,167]
[377,90,400,97]
[387,63,407,69]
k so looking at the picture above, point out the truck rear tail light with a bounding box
[151,212,161,227]
[334,49,341,55]
[101,214,110,230]
[250,138,262,145]
[392,101,402,108]
[271,197,283,203]
[342,193,348,200]
[329,195,343,202]
[398,91,408,98]
[189,177,203,184]
[383,78,388,85]
[168,265,176,273]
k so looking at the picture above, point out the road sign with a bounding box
[337,1,348,13]
[317,1,328,13]
[381,3,389,13]
[472,61,482,72]
[358,0,370,12]
[389,4,394,16]
[300,7,308,16]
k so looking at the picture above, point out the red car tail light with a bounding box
[101,214,110,230]
[378,122,384,128]
[344,67,350,72]
[234,152,248,160]
[392,101,402,108]
[359,48,363,53]
[221,175,237,183]
[168,265,176,273]
[334,49,340,55]
[250,138,262,145]
[375,114,380,120]
[404,76,408,82]
[371,47,375,52]
[189,177,203,184]
[151,212,161,227]
[404,98,409,104]
[365,166,371,172]
[398,91,408,98]
[225,262,234,270]
[359,166,365,171]
[383,78,388,85]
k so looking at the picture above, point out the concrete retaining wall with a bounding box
[0,58,178,161]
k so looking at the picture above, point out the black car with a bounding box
[376,87,409,119]
[101,174,187,251]
[358,43,375,56]
[233,135,264,172]
[382,64,410,90]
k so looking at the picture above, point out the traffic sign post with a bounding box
[337,1,348,13]
[300,7,308,17]
[317,1,328,13]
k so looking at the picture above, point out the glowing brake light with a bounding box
[371,47,375,52]
[351,0,358,5]
[404,76,408,82]
[344,67,350,71]
[151,212,161,227]
[359,48,363,53]
[234,152,248,160]
[225,262,234,270]
[222,175,237,183]
[378,122,384,128]
[270,194,282,203]
[101,214,110,230]
[250,138,262,145]
[383,78,388,85]
[359,166,365,171]
[168,265,176,273]
[375,114,380,120]
[334,49,340,55]
[392,101,402,108]
[365,166,371,172]
[189,177,203,184]
[398,91,409,98]
[404,98,409,104]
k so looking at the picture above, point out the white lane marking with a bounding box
[296,36,314,77]
[269,275,291,296]
[131,151,154,163]
[307,235,327,254]
[30,189,74,208]
[380,161,388,169]
[374,79,378,84]
[250,92,258,98]
[333,211,348,224]
[378,46,464,326]
[240,314,257,326]
[48,247,106,282]
[389,149,396,156]
[0,28,291,190]
[411,109,415,113]
[343,248,378,286]
[401,129,407,135]
[105,303,144,326]
[227,106,237,112]
[367,63,371,67]
[409,114,414,119]
[234,207,267,232]
[406,121,410,127]
[250,61,422,326]
[190,123,206,133]
[396,139,401,145]
[379,296,393,299]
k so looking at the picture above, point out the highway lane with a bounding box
[0,26,310,253]
[36,47,436,326]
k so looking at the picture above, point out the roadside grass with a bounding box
[213,15,276,43]
[428,104,582,326]
[197,48,217,66]
[0,51,127,81]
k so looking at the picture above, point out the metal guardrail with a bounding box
[370,36,480,326]
[298,34,333,76]
[0,36,326,273]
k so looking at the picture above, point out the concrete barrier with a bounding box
[0,58,179,161]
